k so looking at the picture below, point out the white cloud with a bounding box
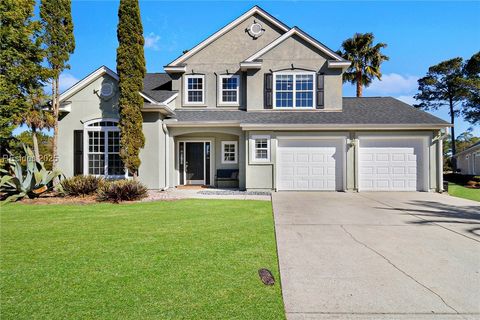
[365,73,418,95]
[144,32,160,51]
[59,73,79,92]
[395,95,419,106]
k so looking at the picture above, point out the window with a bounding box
[251,135,270,162]
[84,119,126,177]
[219,75,240,105]
[222,141,237,164]
[184,75,204,104]
[273,72,315,108]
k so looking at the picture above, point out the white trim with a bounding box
[240,123,451,130]
[244,27,346,63]
[83,118,127,179]
[59,66,118,102]
[139,92,158,104]
[183,74,205,105]
[166,6,289,66]
[218,74,240,106]
[163,66,186,73]
[328,60,351,69]
[221,141,238,164]
[272,71,316,109]
[250,135,271,163]
[239,61,262,70]
[162,92,178,105]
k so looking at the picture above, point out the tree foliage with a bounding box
[40,0,75,172]
[462,52,480,125]
[15,131,54,170]
[116,0,146,177]
[337,33,389,97]
[414,53,479,165]
[0,0,46,155]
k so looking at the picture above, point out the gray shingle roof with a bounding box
[142,73,176,103]
[170,97,450,126]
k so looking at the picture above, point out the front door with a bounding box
[185,142,205,184]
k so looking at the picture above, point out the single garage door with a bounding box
[277,139,344,191]
[358,137,427,191]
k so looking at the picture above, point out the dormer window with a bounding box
[184,74,205,104]
[273,71,315,108]
[218,74,240,105]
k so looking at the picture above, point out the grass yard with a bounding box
[0,200,285,320]
[448,183,480,202]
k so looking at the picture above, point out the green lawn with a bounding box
[0,200,285,320]
[448,183,480,202]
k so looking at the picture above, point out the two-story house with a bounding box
[57,6,450,192]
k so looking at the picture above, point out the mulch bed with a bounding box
[19,193,98,205]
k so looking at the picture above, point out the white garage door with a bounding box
[277,139,344,191]
[359,138,427,191]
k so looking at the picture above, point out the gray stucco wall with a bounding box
[247,35,343,111]
[171,13,285,110]
[58,74,165,189]
[58,75,120,178]
[170,13,344,111]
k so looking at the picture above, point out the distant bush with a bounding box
[60,175,104,196]
[96,179,147,202]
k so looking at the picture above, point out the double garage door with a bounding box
[276,137,427,191]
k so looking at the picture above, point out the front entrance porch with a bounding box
[170,129,245,189]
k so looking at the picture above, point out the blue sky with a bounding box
[20,0,479,136]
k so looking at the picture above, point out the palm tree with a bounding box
[338,33,389,97]
[14,91,54,162]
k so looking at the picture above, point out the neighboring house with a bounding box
[455,142,480,175]
[57,6,450,192]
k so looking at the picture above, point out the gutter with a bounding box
[240,123,452,130]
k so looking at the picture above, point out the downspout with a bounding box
[162,122,169,191]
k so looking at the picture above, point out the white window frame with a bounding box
[218,74,240,106]
[184,74,205,105]
[273,71,316,109]
[250,135,271,163]
[221,141,238,164]
[83,118,127,179]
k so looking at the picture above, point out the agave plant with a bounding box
[0,144,62,202]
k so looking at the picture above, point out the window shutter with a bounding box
[316,73,324,109]
[73,130,83,175]
[264,73,273,109]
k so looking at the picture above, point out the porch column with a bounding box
[238,131,246,190]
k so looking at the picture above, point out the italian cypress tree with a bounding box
[116,0,146,177]
[40,0,75,173]
[0,0,46,155]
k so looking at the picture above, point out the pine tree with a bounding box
[116,0,146,177]
[40,0,75,173]
[0,0,46,155]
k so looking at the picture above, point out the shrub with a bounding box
[96,179,147,203]
[60,175,104,196]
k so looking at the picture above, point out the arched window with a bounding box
[83,119,126,178]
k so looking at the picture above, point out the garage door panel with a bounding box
[277,139,343,191]
[359,138,426,191]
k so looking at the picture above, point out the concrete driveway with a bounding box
[272,192,480,320]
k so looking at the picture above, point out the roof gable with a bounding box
[244,27,347,63]
[166,6,290,67]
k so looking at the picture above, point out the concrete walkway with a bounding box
[145,188,271,201]
[272,192,480,320]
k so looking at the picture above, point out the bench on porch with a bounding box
[215,169,239,188]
